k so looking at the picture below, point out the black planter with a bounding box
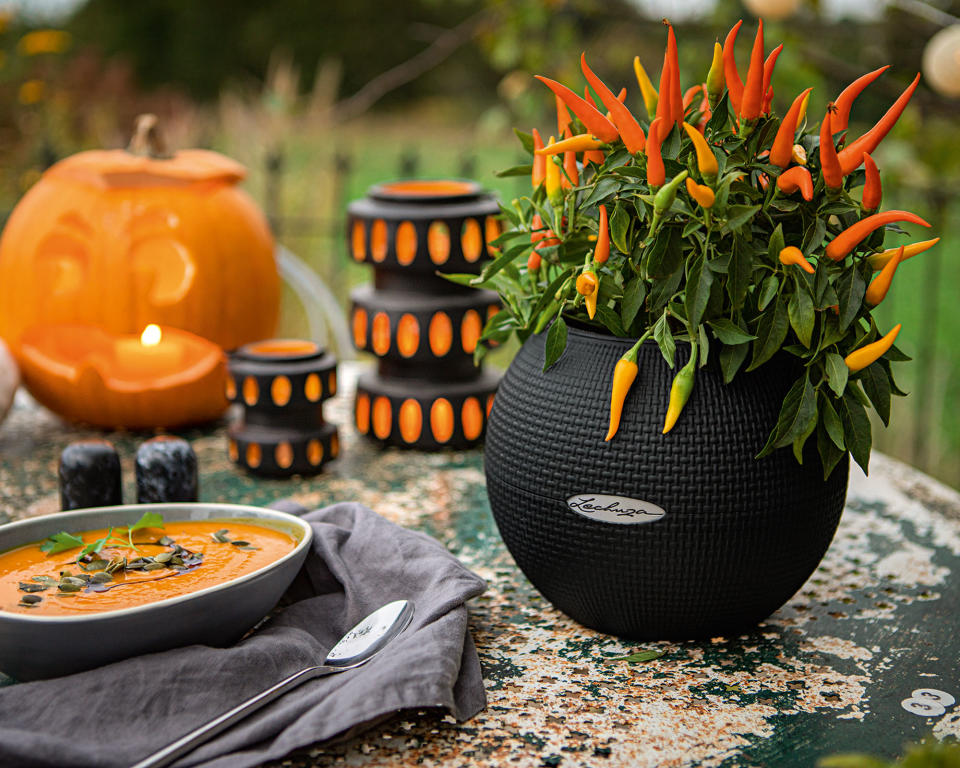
[485,325,849,639]
[347,179,501,449]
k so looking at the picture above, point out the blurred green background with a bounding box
[1,0,959,487]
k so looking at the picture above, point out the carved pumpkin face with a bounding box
[0,147,280,354]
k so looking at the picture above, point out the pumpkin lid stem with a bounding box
[127,114,171,158]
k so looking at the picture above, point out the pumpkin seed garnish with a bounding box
[90,572,113,584]
[170,556,184,566]
[58,581,83,593]
[235,545,259,551]
[31,575,58,585]
[105,557,126,574]
[19,595,43,606]
[230,541,250,547]
[18,581,49,593]
[80,559,109,572]
[154,552,174,564]
[142,562,165,571]
[158,536,174,546]
[212,529,231,543]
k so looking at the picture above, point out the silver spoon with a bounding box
[131,599,415,768]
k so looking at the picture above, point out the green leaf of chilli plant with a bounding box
[609,201,631,254]
[819,393,845,450]
[709,318,756,346]
[816,420,847,480]
[684,253,713,330]
[514,128,535,154]
[606,649,665,663]
[757,370,816,458]
[653,310,676,368]
[859,363,892,426]
[543,315,568,372]
[719,342,750,384]
[788,279,815,349]
[824,352,849,398]
[621,277,647,330]
[840,389,873,474]
[748,297,788,371]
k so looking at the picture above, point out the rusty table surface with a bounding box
[1,363,959,768]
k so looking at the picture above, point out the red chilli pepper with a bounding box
[838,73,920,175]
[535,75,619,144]
[580,54,646,153]
[595,204,610,264]
[833,65,890,134]
[583,87,598,109]
[723,20,745,115]
[776,165,814,201]
[770,87,813,168]
[740,19,765,120]
[656,29,675,127]
[819,107,843,190]
[682,84,703,112]
[861,153,882,211]
[666,22,683,125]
[646,117,665,188]
[761,43,783,115]
[532,128,546,189]
[825,210,931,261]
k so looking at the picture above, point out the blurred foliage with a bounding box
[818,737,960,768]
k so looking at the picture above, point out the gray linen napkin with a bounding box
[0,501,487,768]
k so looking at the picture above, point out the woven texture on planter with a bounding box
[485,325,849,639]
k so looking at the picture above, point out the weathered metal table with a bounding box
[1,365,958,767]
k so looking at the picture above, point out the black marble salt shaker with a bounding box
[59,440,123,511]
[135,436,198,503]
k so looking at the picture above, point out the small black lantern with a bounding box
[226,339,339,477]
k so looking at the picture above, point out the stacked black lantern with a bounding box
[226,339,339,476]
[347,180,501,449]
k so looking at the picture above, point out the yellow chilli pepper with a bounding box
[663,345,697,434]
[605,337,644,441]
[868,237,940,271]
[685,177,715,209]
[544,135,562,209]
[864,246,903,306]
[706,41,724,110]
[682,122,718,180]
[576,270,598,319]
[633,56,659,118]
[845,324,901,373]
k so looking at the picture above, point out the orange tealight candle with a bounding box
[18,323,227,429]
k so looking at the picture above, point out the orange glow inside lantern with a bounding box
[18,323,227,429]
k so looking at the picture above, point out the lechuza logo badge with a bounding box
[566,494,666,525]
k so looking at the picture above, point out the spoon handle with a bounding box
[130,664,339,768]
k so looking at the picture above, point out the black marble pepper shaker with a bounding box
[135,436,198,503]
[59,440,123,511]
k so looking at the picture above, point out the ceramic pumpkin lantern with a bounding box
[0,115,280,354]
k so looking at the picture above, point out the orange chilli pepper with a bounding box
[535,76,619,143]
[861,153,882,211]
[839,73,920,175]
[779,245,815,274]
[682,84,703,112]
[740,19,765,120]
[594,204,610,264]
[576,270,598,319]
[605,339,642,441]
[646,117,665,188]
[864,246,902,306]
[833,65,890,134]
[706,42,724,109]
[685,177,715,208]
[761,42,783,115]
[527,250,542,272]
[722,20,745,115]
[845,324,901,373]
[556,95,572,138]
[825,210,931,261]
[563,146,579,189]
[532,128,546,188]
[580,54,646,153]
[819,107,843,190]
[536,133,605,155]
[776,166,814,201]
[770,87,813,168]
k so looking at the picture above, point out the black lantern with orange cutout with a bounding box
[226,339,339,476]
[347,180,500,449]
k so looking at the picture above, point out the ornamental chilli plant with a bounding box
[449,18,938,479]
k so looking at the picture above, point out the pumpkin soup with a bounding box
[0,516,298,616]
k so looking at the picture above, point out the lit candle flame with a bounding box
[140,324,162,347]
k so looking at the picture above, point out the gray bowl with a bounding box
[0,503,313,681]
